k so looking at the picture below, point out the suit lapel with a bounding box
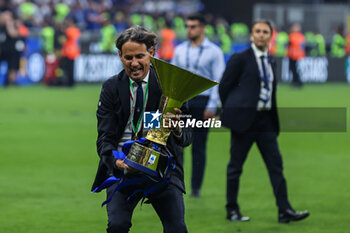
[118,71,131,121]
[248,47,260,84]
[269,56,277,87]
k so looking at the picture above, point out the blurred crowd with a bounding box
[1,0,350,55]
[1,0,350,86]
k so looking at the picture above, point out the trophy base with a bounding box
[125,142,168,178]
[124,159,159,177]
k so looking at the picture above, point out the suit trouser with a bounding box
[106,183,187,233]
[61,57,75,87]
[289,59,302,85]
[188,96,209,191]
[226,111,292,213]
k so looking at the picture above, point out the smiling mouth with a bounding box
[130,69,143,77]
[131,67,143,73]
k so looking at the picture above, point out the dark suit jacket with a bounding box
[91,67,192,192]
[219,47,280,133]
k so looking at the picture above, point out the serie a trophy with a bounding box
[123,57,218,179]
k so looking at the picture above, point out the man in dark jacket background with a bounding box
[219,19,309,223]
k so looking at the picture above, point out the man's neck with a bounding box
[252,43,268,53]
[258,47,267,52]
[190,35,205,47]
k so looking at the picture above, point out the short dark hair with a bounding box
[116,26,158,53]
[251,19,273,35]
[187,13,206,25]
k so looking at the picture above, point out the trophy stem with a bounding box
[145,95,183,145]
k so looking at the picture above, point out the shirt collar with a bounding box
[129,70,150,86]
[201,37,210,47]
[251,43,268,59]
[187,37,210,48]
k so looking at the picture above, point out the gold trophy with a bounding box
[124,57,218,178]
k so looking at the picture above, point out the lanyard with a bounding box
[259,56,271,84]
[129,79,149,136]
[259,55,271,103]
[186,43,204,71]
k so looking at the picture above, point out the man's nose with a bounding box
[131,59,138,66]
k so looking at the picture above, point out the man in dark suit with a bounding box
[219,19,309,223]
[91,26,192,233]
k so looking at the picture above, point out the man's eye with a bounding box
[136,54,144,59]
[124,56,132,60]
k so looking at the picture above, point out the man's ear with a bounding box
[149,46,154,56]
[118,50,122,58]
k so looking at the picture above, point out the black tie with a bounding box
[260,55,269,90]
[132,81,143,138]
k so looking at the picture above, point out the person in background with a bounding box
[0,11,24,86]
[158,20,176,62]
[172,13,225,198]
[41,19,60,86]
[330,24,346,58]
[274,29,289,57]
[113,11,129,32]
[268,25,277,55]
[287,23,305,87]
[219,19,310,223]
[314,31,326,57]
[61,17,81,87]
[345,30,350,55]
[99,13,116,53]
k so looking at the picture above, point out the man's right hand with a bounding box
[115,159,130,170]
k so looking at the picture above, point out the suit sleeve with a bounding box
[219,53,242,105]
[96,79,120,156]
[206,48,226,112]
[96,79,120,176]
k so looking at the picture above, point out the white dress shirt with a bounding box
[118,71,150,150]
[171,38,225,112]
[251,43,274,111]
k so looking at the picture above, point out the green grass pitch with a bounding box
[1,84,349,233]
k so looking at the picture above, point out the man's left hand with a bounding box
[203,109,215,120]
[164,107,182,135]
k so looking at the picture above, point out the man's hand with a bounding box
[203,109,215,120]
[116,159,137,174]
[164,107,182,135]
[115,159,129,170]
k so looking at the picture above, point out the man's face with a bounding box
[251,22,272,51]
[118,40,154,82]
[186,19,205,41]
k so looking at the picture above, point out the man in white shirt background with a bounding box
[172,13,226,198]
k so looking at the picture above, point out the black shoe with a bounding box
[278,208,309,223]
[292,82,303,88]
[191,190,201,198]
[226,210,250,222]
